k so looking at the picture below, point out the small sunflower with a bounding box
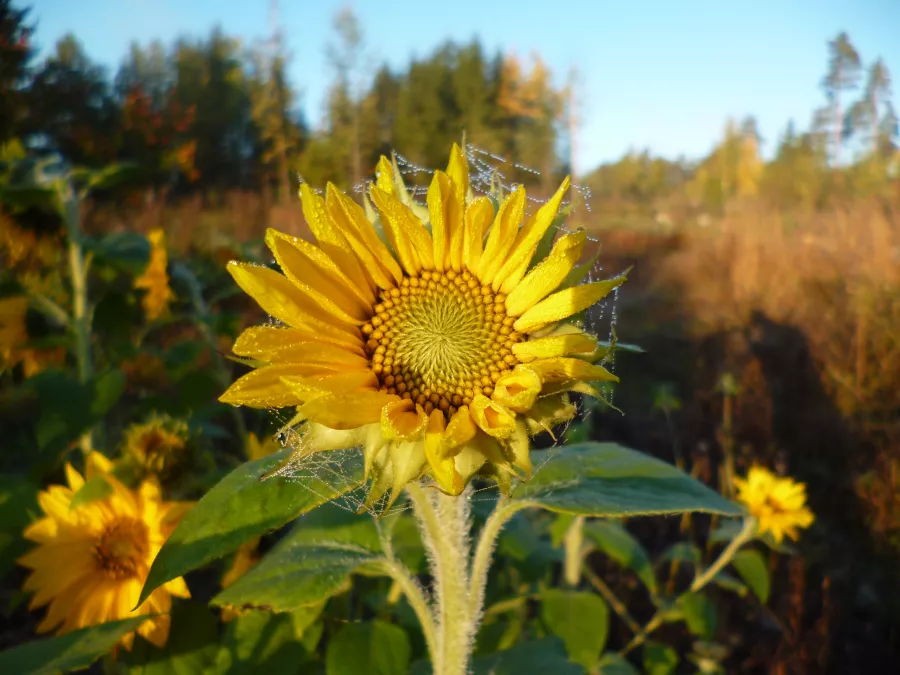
[123,415,190,479]
[735,466,814,544]
[18,453,193,649]
[134,229,175,321]
[221,145,626,505]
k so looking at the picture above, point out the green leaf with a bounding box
[540,590,609,669]
[643,642,679,675]
[0,476,39,580]
[598,653,640,674]
[86,231,151,275]
[676,592,718,638]
[69,475,112,509]
[0,185,60,215]
[0,617,147,675]
[471,637,585,675]
[212,504,383,612]
[326,620,410,675]
[90,369,126,418]
[585,521,657,595]
[659,542,702,566]
[122,601,219,674]
[732,549,770,604]
[711,570,748,597]
[215,609,316,674]
[511,443,741,518]
[139,448,365,606]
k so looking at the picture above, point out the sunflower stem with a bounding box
[690,516,757,592]
[408,483,476,675]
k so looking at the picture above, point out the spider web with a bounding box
[267,145,623,514]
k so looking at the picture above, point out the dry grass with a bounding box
[657,202,900,427]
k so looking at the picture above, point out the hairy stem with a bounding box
[690,516,757,592]
[375,559,438,661]
[468,498,526,622]
[68,237,93,455]
[563,515,586,587]
[408,483,474,675]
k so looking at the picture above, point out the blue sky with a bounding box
[27,0,900,174]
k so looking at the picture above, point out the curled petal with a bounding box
[469,396,516,439]
[491,367,542,413]
[381,399,428,441]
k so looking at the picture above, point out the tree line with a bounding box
[1,0,897,215]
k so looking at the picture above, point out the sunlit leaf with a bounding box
[212,504,383,613]
[0,617,147,675]
[139,449,365,606]
[511,443,742,518]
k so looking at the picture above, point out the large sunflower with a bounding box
[221,145,625,505]
[18,453,193,649]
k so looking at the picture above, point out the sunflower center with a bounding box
[95,518,150,579]
[362,269,522,417]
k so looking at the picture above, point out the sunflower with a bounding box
[18,453,193,649]
[221,145,626,505]
[134,228,175,321]
[735,466,814,543]
[122,414,189,479]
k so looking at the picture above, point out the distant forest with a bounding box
[2,0,897,216]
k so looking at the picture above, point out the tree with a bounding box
[248,50,303,203]
[847,59,897,159]
[0,0,33,142]
[26,34,119,166]
[817,32,861,167]
[325,5,367,187]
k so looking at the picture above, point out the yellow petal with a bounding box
[426,172,458,272]
[494,177,570,292]
[508,420,532,478]
[232,325,363,359]
[388,440,427,506]
[299,183,371,295]
[511,331,598,362]
[469,395,516,439]
[446,143,469,212]
[425,410,464,495]
[64,464,84,492]
[375,156,395,195]
[227,262,360,336]
[381,399,428,441]
[478,187,526,284]
[440,406,478,458]
[513,273,628,334]
[491,366,542,413]
[220,364,354,408]
[463,196,493,273]
[369,186,429,275]
[326,184,403,288]
[453,443,487,485]
[505,230,586,316]
[266,228,374,311]
[281,371,378,404]
[300,391,399,429]
[529,357,619,383]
